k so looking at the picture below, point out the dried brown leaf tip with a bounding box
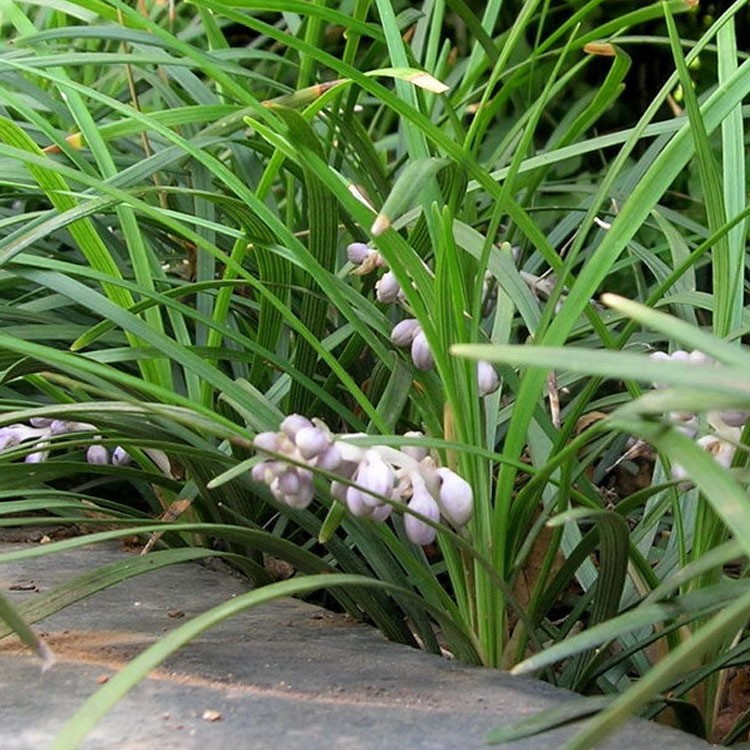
[583,42,616,57]
[405,72,449,94]
[42,132,84,154]
[370,212,391,237]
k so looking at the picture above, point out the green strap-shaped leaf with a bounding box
[267,105,340,413]
[0,590,54,670]
[0,117,130,309]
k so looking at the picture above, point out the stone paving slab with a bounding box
[0,540,715,749]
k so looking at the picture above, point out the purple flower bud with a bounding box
[277,468,303,495]
[49,420,71,436]
[280,414,313,440]
[29,418,54,428]
[251,460,274,484]
[346,242,371,265]
[670,350,690,363]
[390,319,422,347]
[375,271,401,304]
[370,503,393,522]
[0,425,39,450]
[86,444,109,465]
[270,468,315,509]
[719,410,749,428]
[411,331,435,371]
[436,467,473,526]
[253,431,281,453]
[336,459,359,480]
[345,486,376,517]
[404,480,440,545]
[111,446,131,466]
[316,444,342,471]
[285,474,315,509]
[24,450,48,464]
[330,480,347,502]
[294,426,331,460]
[477,361,499,396]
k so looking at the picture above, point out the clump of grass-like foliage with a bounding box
[2,1,750,747]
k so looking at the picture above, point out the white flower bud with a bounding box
[86,444,109,465]
[436,467,473,526]
[697,434,735,469]
[280,414,313,439]
[294,426,331,460]
[670,350,690,363]
[670,461,690,484]
[404,479,440,545]
[401,431,428,461]
[390,318,422,347]
[29,418,54,428]
[668,412,699,438]
[253,431,281,453]
[411,331,435,370]
[145,449,171,477]
[350,449,395,506]
[0,424,45,450]
[477,361,499,396]
[649,351,671,389]
[688,350,712,366]
[648,351,670,362]
[375,271,401,303]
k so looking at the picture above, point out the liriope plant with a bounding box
[1,0,749,747]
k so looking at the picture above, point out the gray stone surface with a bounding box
[0,540,714,749]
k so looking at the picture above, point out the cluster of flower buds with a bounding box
[0,418,170,473]
[347,242,407,305]
[251,414,474,546]
[648,349,748,482]
[346,242,500,395]
[0,419,109,465]
[347,242,386,275]
[390,318,499,395]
